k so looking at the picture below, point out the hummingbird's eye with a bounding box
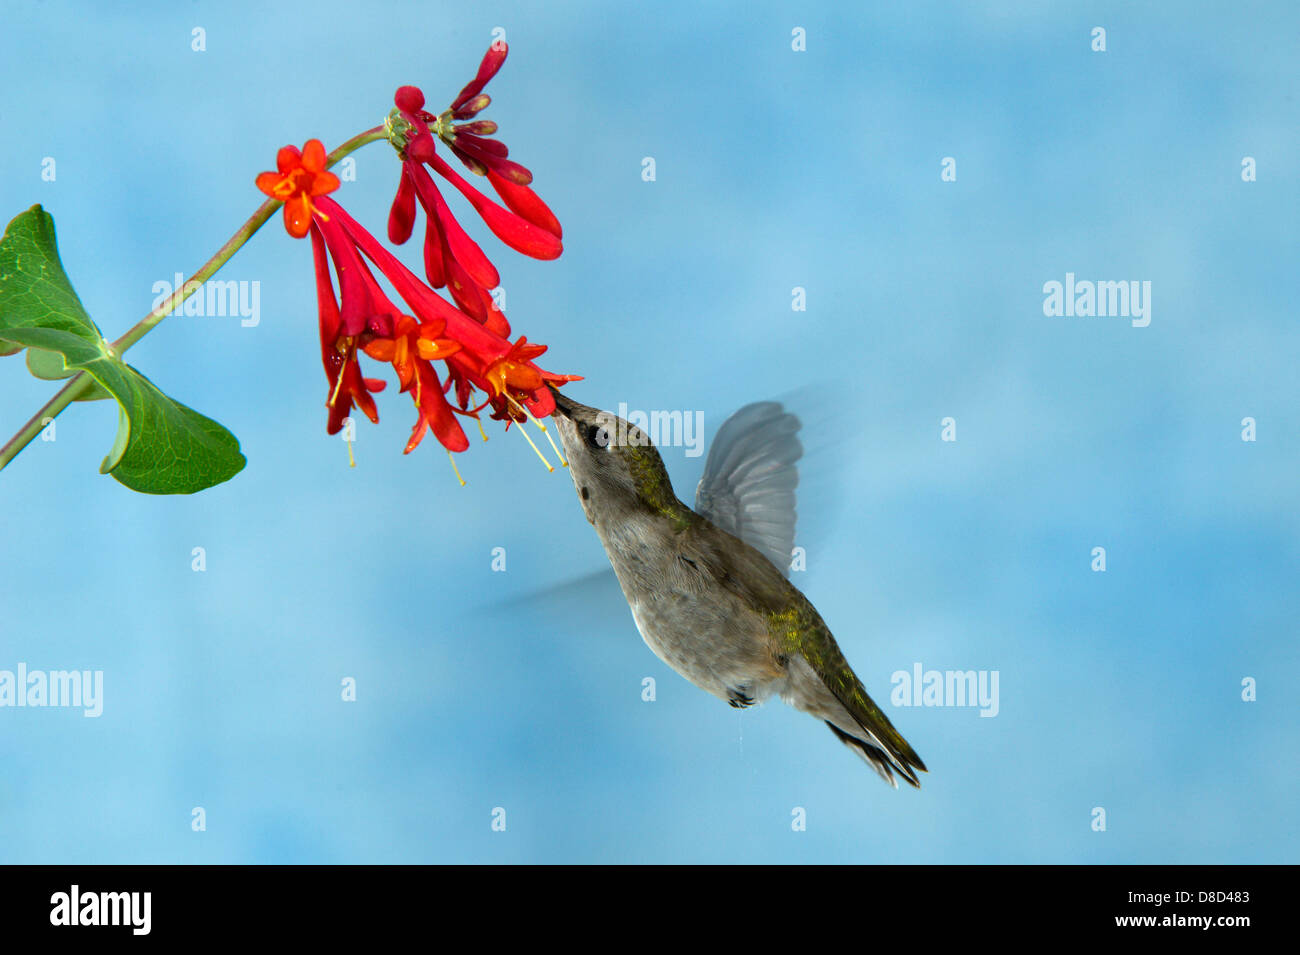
[585,423,610,449]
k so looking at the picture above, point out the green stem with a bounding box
[0,125,388,474]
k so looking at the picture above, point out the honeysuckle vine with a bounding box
[0,42,578,494]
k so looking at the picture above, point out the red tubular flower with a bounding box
[310,198,473,454]
[309,224,384,435]
[256,138,578,463]
[386,42,564,345]
[486,168,562,238]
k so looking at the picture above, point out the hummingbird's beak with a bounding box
[549,385,580,420]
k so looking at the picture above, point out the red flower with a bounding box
[256,140,340,239]
[308,224,384,437]
[484,336,546,397]
[319,195,579,423]
[257,139,578,462]
[361,315,464,454]
[310,196,476,454]
[386,43,564,341]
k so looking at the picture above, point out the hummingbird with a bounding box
[548,389,927,787]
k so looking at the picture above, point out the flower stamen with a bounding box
[327,365,346,408]
[507,401,554,472]
[326,339,352,408]
[508,393,567,468]
[447,450,467,487]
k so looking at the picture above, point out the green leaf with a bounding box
[0,205,245,492]
[25,345,75,379]
[72,379,113,402]
[23,345,110,400]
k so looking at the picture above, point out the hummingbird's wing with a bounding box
[477,401,806,614]
[693,402,802,577]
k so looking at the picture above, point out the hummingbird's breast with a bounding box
[597,512,785,705]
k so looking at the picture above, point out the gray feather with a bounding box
[694,402,802,576]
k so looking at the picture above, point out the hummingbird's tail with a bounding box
[783,652,927,787]
[823,719,926,789]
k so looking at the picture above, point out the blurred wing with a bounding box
[694,402,802,576]
[471,567,615,616]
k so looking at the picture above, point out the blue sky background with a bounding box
[1,1,1296,863]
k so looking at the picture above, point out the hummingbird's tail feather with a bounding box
[824,720,922,789]
[782,654,927,787]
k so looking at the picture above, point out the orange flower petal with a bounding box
[509,366,544,392]
[283,196,313,239]
[415,338,462,361]
[312,170,341,197]
[255,171,285,198]
[363,340,397,361]
[417,317,448,339]
[276,145,302,174]
[302,139,328,172]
